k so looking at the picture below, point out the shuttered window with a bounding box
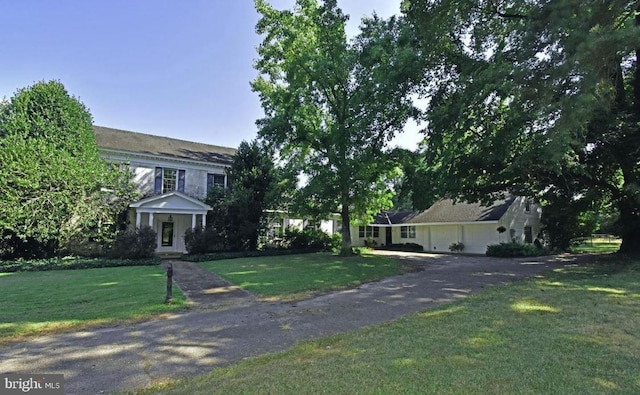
[155,167,185,194]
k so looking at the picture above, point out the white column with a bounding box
[136,212,141,228]
[202,214,207,228]
[191,214,196,229]
[148,212,154,227]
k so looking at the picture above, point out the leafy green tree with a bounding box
[224,140,279,251]
[404,0,640,253]
[0,80,138,258]
[253,0,421,255]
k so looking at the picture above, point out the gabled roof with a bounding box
[405,196,516,224]
[130,191,212,212]
[372,211,421,225]
[93,125,236,165]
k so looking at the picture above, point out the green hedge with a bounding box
[0,256,161,273]
[486,242,546,257]
[181,248,324,263]
[378,243,424,252]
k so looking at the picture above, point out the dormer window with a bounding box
[525,199,532,212]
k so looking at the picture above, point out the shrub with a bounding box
[60,235,104,257]
[282,228,337,251]
[181,248,321,262]
[486,242,545,257]
[449,242,465,253]
[380,243,424,252]
[107,226,157,259]
[0,256,160,272]
[184,226,226,255]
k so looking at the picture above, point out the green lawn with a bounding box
[571,236,622,253]
[136,256,640,395]
[198,252,406,301]
[0,266,187,343]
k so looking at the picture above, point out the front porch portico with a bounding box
[129,192,212,254]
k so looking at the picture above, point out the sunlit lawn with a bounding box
[198,252,406,301]
[0,266,187,343]
[136,256,640,395]
[571,236,622,253]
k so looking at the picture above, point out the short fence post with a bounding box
[165,262,173,304]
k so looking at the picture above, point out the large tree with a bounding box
[224,140,279,251]
[0,80,137,258]
[404,0,640,253]
[253,0,421,254]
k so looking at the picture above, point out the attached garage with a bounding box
[352,196,542,255]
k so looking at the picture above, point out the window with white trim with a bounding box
[401,226,416,239]
[154,167,185,194]
[524,226,533,244]
[163,168,177,192]
[207,173,226,194]
[358,226,379,238]
[525,199,532,212]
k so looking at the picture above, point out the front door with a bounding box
[161,222,174,247]
[386,227,392,246]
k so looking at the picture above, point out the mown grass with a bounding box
[198,251,406,301]
[135,256,640,395]
[0,266,187,343]
[571,236,622,253]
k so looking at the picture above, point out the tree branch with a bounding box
[488,0,528,20]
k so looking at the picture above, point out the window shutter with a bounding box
[178,169,186,192]
[154,167,162,194]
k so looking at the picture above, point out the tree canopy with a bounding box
[0,80,137,258]
[404,0,640,253]
[252,0,422,254]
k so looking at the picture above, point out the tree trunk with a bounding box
[619,228,640,255]
[617,10,640,256]
[617,196,640,256]
[339,205,353,256]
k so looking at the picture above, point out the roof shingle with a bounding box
[406,196,516,224]
[93,125,236,165]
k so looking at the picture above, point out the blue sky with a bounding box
[0,0,422,149]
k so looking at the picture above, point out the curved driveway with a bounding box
[0,252,586,394]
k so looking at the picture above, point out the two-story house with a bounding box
[94,126,236,254]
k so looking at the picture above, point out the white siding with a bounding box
[498,197,542,244]
[133,166,154,196]
[350,226,384,246]
[102,151,229,201]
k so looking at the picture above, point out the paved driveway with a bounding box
[0,252,586,394]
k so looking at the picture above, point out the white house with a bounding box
[351,196,542,255]
[94,126,540,256]
[94,126,236,254]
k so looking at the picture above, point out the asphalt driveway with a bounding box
[0,252,587,394]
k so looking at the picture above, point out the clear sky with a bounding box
[0,0,422,150]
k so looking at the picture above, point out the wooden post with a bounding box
[165,262,173,304]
